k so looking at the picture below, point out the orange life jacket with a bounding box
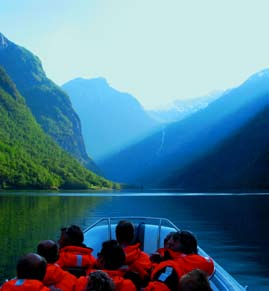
[150,260,181,291]
[142,281,170,291]
[156,248,185,260]
[123,243,152,279]
[57,245,96,274]
[151,248,180,267]
[43,263,77,291]
[175,252,214,277]
[0,279,50,291]
[151,252,214,279]
[105,270,136,291]
[74,276,88,291]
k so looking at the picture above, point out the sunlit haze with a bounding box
[1,0,269,109]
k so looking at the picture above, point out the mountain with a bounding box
[99,69,269,189]
[147,92,221,123]
[0,66,116,189]
[0,33,97,172]
[62,77,160,161]
[162,107,269,191]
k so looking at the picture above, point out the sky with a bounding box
[1,0,269,109]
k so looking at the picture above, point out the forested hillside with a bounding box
[0,66,116,190]
[0,33,97,171]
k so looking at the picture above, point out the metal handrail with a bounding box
[83,216,246,291]
[84,216,179,247]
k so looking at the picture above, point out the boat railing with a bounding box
[83,216,179,252]
[83,216,247,291]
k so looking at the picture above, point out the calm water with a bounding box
[0,191,268,291]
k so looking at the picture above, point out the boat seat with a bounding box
[143,225,175,254]
[84,222,177,257]
[132,222,145,250]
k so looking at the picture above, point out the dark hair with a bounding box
[172,231,198,254]
[37,240,58,263]
[17,253,47,281]
[98,240,125,270]
[164,231,176,246]
[86,270,115,291]
[180,269,212,291]
[116,220,134,244]
[61,225,84,246]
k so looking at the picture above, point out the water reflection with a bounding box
[0,193,112,281]
[0,192,268,291]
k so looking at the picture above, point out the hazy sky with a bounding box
[1,0,269,109]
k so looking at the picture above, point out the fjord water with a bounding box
[0,192,268,290]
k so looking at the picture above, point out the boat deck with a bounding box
[83,217,247,291]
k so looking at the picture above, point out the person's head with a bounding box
[85,270,115,291]
[168,231,198,254]
[37,240,59,263]
[115,220,134,245]
[164,232,177,248]
[58,225,84,248]
[180,269,212,291]
[16,253,47,281]
[96,240,125,270]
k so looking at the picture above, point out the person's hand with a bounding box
[150,252,163,263]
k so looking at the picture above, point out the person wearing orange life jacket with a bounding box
[94,240,136,291]
[57,225,96,277]
[168,231,214,277]
[150,232,177,264]
[0,253,59,291]
[151,231,214,280]
[37,240,78,291]
[143,265,180,291]
[115,220,152,285]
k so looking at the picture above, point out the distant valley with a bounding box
[62,78,159,161]
[0,31,268,191]
[147,92,221,123]
[99,70,269,191]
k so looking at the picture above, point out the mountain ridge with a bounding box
[0,32,98,172]
[0,65,116,189]
[163,106,269,191]
[99,69,269,190]
[63,77,160,161]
